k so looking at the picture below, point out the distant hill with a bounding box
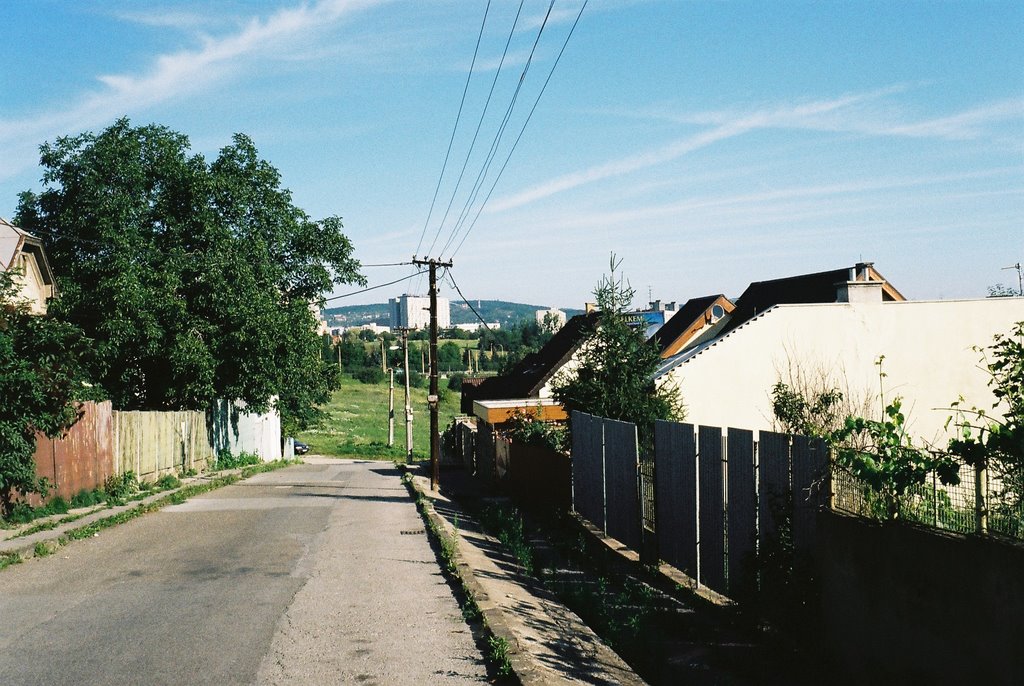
[324,300,583,329]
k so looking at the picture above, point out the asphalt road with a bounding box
[0,459,488,686]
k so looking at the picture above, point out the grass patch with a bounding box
[297,375,461,460]
[0,552,21,570]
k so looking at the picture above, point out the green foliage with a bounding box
[103,471,140,504]
[479,503,534,575]
[0,269,96,515]
[15,118,364,432]
[353,366,385,385]
[437,341,463,372]
[214,450,262,470]
[830,397,960,521]
[446,373,464,391]
[552,255,682,442]
[504,408,567,453]
[69,488,105,509]
[771,382,844,437]
[487,636,513,678]
[156,473,182,490]
[947,321,1024,512]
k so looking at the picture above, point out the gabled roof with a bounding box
[471,311,599,402]
[715,262,903,338]
[0,217,55,287]
[648,294,733,357]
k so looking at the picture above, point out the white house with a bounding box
[656,266,1024,446]
[0,217,56,315]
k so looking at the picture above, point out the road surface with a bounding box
[0,459,488,685]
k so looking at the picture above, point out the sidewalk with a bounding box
[406,465,648,686]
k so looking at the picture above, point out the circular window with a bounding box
[711,304,725,320]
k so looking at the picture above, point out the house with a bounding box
[464,311,599,423]
[648,294,734,358]
[0,217,56,314]
[655,263,1024,445]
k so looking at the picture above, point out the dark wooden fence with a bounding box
[572,411,830,599]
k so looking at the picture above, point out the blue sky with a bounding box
[1,0,1022,309]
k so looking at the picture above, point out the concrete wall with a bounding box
[663,298,1024,446]
[114,410,213,479]
[819,512,1024,685]
[208,400,282,462]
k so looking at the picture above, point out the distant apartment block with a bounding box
[390,294,450,330]
[536,307,567,330]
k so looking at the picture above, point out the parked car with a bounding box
[293,440,310,455]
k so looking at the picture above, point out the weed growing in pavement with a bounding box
[487,636,513,677]
[103,471,139,504]
[33,541,53,558]
[70,488,105,509]
[214,450,262,471]
[461,592,482,622]
[0,552,21,570]
[479,503,534,575]
[156,473,182,490]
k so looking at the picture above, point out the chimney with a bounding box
[584,302,597,313]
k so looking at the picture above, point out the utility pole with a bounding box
[388,367,395,447]
[398,327,413,463]
[1002,262,1023,296]
[380,340,386,373]
[413,257,452,491]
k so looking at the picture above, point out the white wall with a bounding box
[663,298,1024,446]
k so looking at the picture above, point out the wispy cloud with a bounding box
[490,89,1024,212]
[0,0,382,181]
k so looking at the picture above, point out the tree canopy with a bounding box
[552,255,681,441]
[15,119,364,432]
[0,270,96,513]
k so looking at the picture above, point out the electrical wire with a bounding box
[412,0,492,262]
[423,0,526,259]
[359,261,415,268]
[445,267,492,333]
[449,0,588,259]
[322,269,428,303]
[438,0,558,258]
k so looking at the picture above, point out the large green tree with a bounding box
[15,119,364,432]
[552,255,682,441]
[0,270,96,515]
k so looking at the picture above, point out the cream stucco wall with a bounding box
[662,298,1024,446]
[12,253,52,314]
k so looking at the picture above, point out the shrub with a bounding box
[215,450,262,470]
[103,471,140,503]
[447,373,465,391]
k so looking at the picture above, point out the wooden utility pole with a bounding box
[413,257,452,491]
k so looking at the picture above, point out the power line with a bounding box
[450,0,588,259]
[413,0,492,261]
[439,0,559,258]
[360,261,415,268]
[423,0,526,259]
[322,269,428,303]
[445,268,492,333]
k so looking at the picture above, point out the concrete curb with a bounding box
[403,468,648,686]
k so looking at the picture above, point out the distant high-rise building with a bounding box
[389,294,450,330]
[536,307,567,331]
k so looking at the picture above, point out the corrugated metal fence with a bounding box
[571,411,830,599]
[32,401,115,504]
